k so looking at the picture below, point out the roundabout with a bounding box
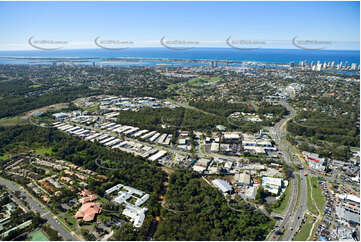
[226,199,256,213]
[290,119,333,129]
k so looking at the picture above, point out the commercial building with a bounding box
[148,150,167,162]
[192,158,211,173]
[132,130,149,138]
[107,184,149,228]
[234,173,251,186]
[223,132,241,143]
[212,179,233,194]
[338,194,360,206]
[122,205,147,228]
[52,112,68,120]
[244,186,258,200]
[336,194,360,225]
[210,143,219,152]
[336,205,360,225]
[141,131,157,139]
[0,220,32,239]
[149,132,161,142]
[192,165,207,173]
[261,177,286,195]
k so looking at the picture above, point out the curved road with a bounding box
[266,100,308,241]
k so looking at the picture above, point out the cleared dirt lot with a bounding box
[25,103,70,118]
[0,103,69,127]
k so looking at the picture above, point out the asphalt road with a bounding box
[283,171,307,240]
[266,100,308,241]
[0,177,78,241]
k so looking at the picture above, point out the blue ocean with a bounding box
[0,48,359,66]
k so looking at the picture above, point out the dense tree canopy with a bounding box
[153,171,274,241]
[287,111,359,160]
[0,84,101,118]
[117,107,228,132]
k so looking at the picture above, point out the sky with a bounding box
[0,1,359,50]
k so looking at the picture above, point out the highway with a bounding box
[0,177,78,241]
[266,100,308,241]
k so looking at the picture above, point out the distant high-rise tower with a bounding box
[316,63,322,71]
[331,61,335,69]
[211,61,217,68]
[323,61,327,69]
[351,63,357,71]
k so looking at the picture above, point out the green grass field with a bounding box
[293,214,314,241]
[28,230,49,241]
[30,84,42,88]
[306,177,319,215]
[35,146,54,156]
[0,116,29,126]
[0,153,10,161]
[310,220,320,241]
[272,179,293,213]
[310,177,326,214]
[166,83,178,91]
[58,215,77,231]
[83,105,99,112]
[187,76,221,86]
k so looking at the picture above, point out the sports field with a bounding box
[28,230,49,241]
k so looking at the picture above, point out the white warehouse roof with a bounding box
[212,179,233,193]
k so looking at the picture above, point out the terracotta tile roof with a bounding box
[80,189,92,197]
[41,195,50,203]
[39,181,55,193]
[64,170,74,176]
[80,194,98,204]
[96,174,108,180]
[75,173,87,180]
[61,176,73,184]
[75,202,102,222]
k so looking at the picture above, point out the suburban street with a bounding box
[0,177,78,241]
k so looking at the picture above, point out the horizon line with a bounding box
[0,47,360,52]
